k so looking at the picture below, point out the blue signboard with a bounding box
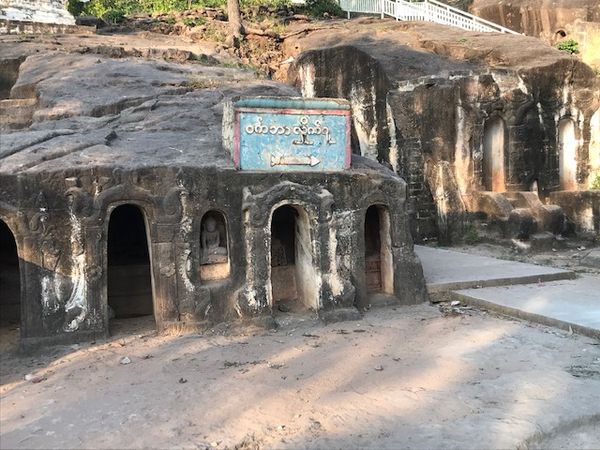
[228,97,351,171]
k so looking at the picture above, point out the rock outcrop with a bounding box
[470,0,600,70]
[285,18,600,241]
[0,35,427,349]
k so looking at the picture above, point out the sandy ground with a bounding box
[1,304,600,450]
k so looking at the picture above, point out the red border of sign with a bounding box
[233,106,352,170]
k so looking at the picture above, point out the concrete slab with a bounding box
[415,245,576,295]
[453,276,600,339]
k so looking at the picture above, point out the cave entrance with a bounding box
[0,57,23,100]
[364,205,394,296]
[558,118,578,191]
[483,117,506,192]
[270,205,317,313]
[107,205,155,332]
[0,220,20,351]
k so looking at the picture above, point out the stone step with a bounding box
[451,276,600,339]
[415,245,576,298]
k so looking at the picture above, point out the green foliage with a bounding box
[67,0,85,16]
[556,39,579,54]
[70,0,211,18]
[182,16,206,26]
[103,9,126,23]
[303,0,343,18]
[463,223,480,245]
[591,174,600,190]
[240,0,289,7]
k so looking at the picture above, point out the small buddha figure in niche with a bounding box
[201,216,228,265]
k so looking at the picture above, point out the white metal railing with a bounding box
[340,0,519,35]
[339,0,381,14]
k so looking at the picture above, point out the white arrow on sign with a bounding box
[270,155,321,167]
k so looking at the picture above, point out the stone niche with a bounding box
[0,92,427,351]
[200,210,230,282]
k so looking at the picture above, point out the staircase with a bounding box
[339,0,519,34]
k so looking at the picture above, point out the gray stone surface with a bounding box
[416,245,576,294]
[453,276,600,339]
[0,0,75,26]
[0,52,290,173]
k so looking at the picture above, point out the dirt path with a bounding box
[1,304,599,449]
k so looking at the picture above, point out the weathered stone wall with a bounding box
[0,163,426,349]
[286,20,600,242]
[469,0,600,70]
[470,0,600,40]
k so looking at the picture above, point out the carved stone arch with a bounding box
[242,181,334,228]
[363,204,394,296]
[268,202,321,311]
[0,201,26,241]
[104,201,157,328]
[0,209,22,259]
[93,188,157,227]
[0,209,25,344]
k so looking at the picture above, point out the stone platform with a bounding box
[453,277,600,339]
[415,245,576,296]
[416,245,599,339]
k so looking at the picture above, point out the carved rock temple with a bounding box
[0,51,427,349]
[285,19,600,243]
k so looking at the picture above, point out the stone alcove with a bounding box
[482,116,507,192]
[199,210,230,282]
[558,117,578,191]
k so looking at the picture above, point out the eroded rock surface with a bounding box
[0,50,283,172]
[0,35,426,349]
[284,18,600,241]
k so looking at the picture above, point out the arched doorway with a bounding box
[558,118,577,191]
[270,205,317,313]
[107,205,155,330]
[364,205,393,296]
[0,220,20,350]
[482,117,506,192]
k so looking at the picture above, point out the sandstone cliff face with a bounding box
[470,0,600,39]
[285,18,600,241]
[469,0,600,70]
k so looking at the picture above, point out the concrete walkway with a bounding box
[415,245,575,294]
[453,276,600,339]
[416,245,600,339]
